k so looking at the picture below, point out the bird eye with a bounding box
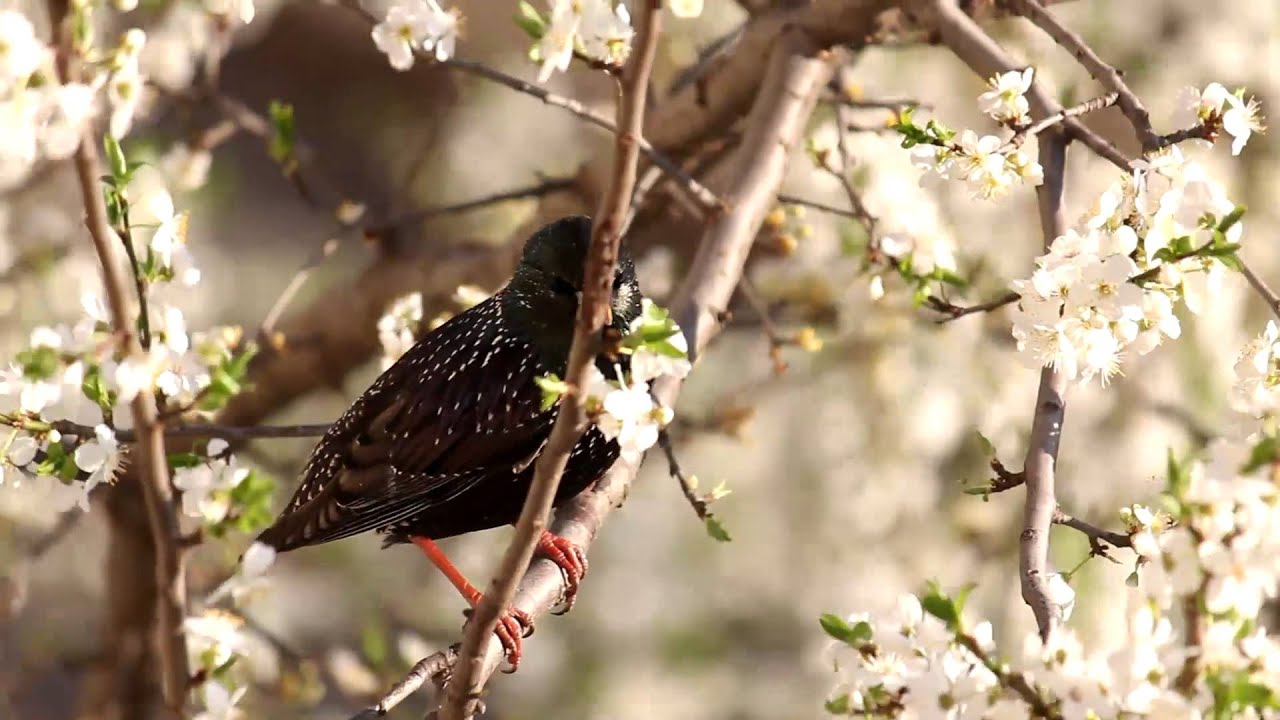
[552,277,578,298]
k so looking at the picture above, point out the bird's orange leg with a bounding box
[410,536,533,670]
[536,530,589,613]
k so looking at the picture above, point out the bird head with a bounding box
[504,215,643,370]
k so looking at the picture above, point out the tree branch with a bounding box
[441,4,664,718]
[1002,0,1161,152]
[51,2,191,712]
[909,0,1071,643]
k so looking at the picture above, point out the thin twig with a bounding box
[337,0,721,217]
[50,0,190,709]
[737,278,790,374]
[46,419,331,443]
[260,238,341,341]
[441,5,664,719]
[776,193,858,220]
[955,632,1060,718]
[657,429,710,522]
[1051,508,1131,554]
[370,178,577,236]
[926,291,1021,321]
[350,648,457,720]
[1011,92,1119,147]
[1003,0,1161,152]
[1241,260,1280,321]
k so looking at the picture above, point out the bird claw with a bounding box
[495,606,534,673]
[461,604,535,672]
[537,531,589,614]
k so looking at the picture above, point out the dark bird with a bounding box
[256,216,642,669]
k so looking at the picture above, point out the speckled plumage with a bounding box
[257,216,643,554]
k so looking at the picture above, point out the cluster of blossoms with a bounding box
[534,298,691,464]
[895,69,1046,200]
[375,284,491,369]
[0,141,270,715]
[1176,83,1265,156]
[825,325,1280,718]
[371,0,461,70]
[1009,140,1248,384]
[0,11,94,188]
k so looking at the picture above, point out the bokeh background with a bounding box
[2,1,1277,718]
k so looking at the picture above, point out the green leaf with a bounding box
[102,134,128,180]
[1166,448,1191,499]
[1242,435,1279,475]
[167,452,203,470]
[975,431,996,457]
[921,580,961,631]
[514,1,546,39]
[932,266,968,288]
[824,695,852,714]
[267,100,296,165]
[360,620,389,668]
[81,365,114,413]
[819,614,873,646]
[1217,205,1247,234]
[1215,252,1244,273]
[704,515,732,542]
[534,373,567,411]
[17,345,60,381]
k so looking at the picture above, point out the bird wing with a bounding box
[257,296,554,551]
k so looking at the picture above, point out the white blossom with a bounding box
[978,68,1034,125]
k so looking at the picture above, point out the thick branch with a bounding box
[441,5,664,719]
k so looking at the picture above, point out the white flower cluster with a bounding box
[582,299,691,464]
[1010,144,1246,384]
[533,0,633,82]
[909,129,1044,200]
[0,165,249,513]
[376,291,425,370]
[825,595,1002,718]
[1233,321,1280,416]
[1176,83,1265,156]
[0,11,95,189]
[977,68,1034,127]
[371,0,460,70]
[828,330,1280,719]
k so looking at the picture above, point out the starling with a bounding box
[256,216,642,668]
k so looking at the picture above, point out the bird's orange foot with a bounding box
[494,606,534,672]
[537,530,589,614]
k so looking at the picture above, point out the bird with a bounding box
[256,215,643,669]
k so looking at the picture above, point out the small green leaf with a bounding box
[975,432,996,457]
[921,580,961,631]
[824,695,852,714]
[168,452,203,470]
[103,134,128,180]
[1125,571,1140,587]
[819,614,873,646]
[1166,448,1190,500]
[534,373,568,411]
[514,1,546,39]
[361,621,389,669]
[704,515,732,542]
[267,100,296,165]
[17,346,60,381]
[1215,252,1245,273]
[1217,205,1247,234]
[1242,435,1279,475]
[81,365,114,413]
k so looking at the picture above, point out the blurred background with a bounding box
[1,1,1277,718]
